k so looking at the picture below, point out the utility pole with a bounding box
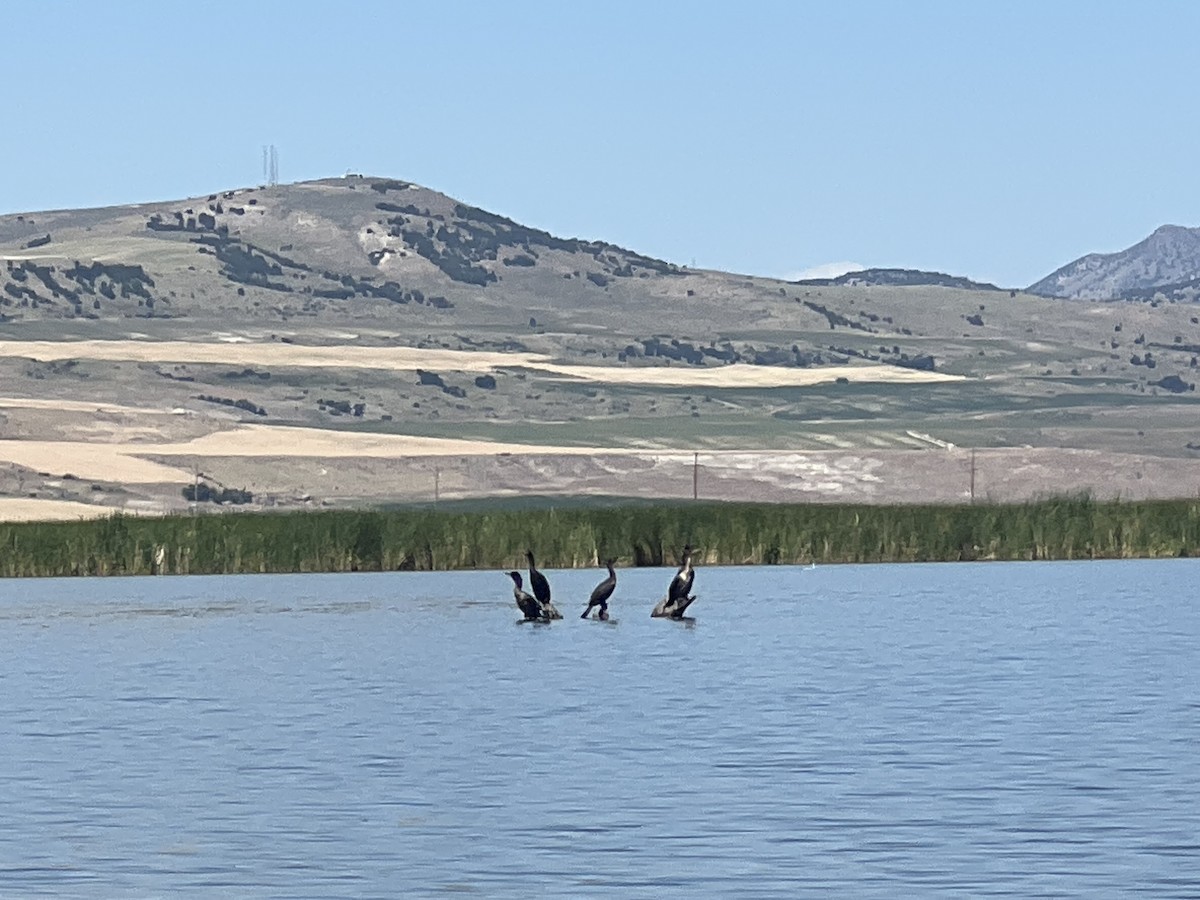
[692,452,699,501]
[969,449,977,504]
[434,463,440,506]
[262,145,279,185]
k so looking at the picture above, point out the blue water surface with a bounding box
[0,559,1197,898]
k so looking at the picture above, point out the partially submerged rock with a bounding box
[651,593,697,619]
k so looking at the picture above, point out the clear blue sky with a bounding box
[4,1,1198,287]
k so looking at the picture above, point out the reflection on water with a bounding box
[1,561,1198,897]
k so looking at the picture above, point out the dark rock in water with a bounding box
[651,594,697,619]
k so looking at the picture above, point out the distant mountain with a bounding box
[793,267,1002,291]
[1027,224,1200,300]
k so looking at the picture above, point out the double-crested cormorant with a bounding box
[669,545,694,604]
[581,559,616,619]
[652,545,697,618]
[525,549,562,619]
[508,571,546,622]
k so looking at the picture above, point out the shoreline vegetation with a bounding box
[0,496,1198,578]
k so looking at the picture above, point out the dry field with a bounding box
[0,339,962,388]
[0,335,1194,521]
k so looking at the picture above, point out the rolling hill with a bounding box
[1,175,1200,515]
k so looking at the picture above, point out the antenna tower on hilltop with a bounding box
[262,144,279,186]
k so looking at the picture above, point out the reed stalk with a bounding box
[0,496,1196,577]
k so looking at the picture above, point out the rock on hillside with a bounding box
[1027,224,1200,300]
[794,267,1001,291]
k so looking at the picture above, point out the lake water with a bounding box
[1,560,1198,897]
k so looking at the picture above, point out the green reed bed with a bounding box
[1,496,1198,577]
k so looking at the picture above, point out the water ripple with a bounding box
[0,561,1198,897]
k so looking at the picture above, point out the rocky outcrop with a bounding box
[796,268,1001,291]
[1028,225,1200,300]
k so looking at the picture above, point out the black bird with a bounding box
[652,545,697,618]
[668,545,695,605]
[581,559,617,619]
[525,549,562,619]
[508,571,546,622]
